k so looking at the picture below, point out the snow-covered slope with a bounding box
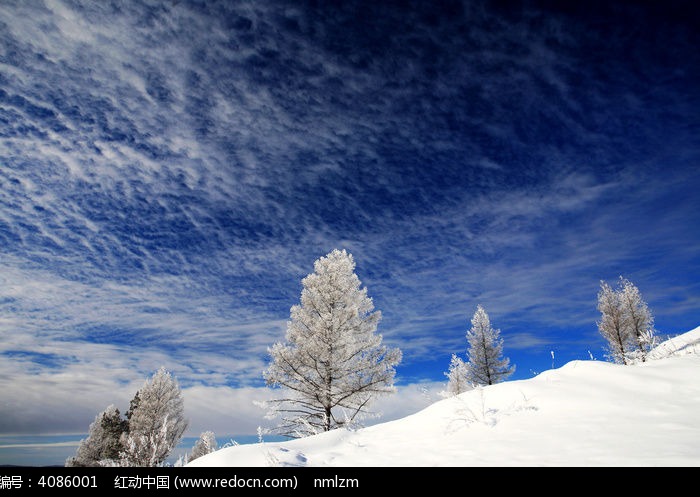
[188,327,700,467]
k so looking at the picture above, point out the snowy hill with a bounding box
[188,327,700,467]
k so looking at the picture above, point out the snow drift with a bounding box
[188,327,700,467]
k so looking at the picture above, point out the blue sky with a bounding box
[1,0,699,444]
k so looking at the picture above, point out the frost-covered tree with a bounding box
[598,277,655,364]
[620,278,656,362]
[464,305,514,386]
[598,280,630,364]
[100,406,129,461]
[263,249,402,437]
[119,367,188,466]
[65,405,127,467]
[126,391,140,421]
[442,354,471,397]
[188,431,218,462]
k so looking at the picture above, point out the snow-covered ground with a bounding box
[189,327,700,467]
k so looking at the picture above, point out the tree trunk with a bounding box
[324,405,331,432]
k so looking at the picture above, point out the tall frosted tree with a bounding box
[188,431,218,462]
[119,367,189,466]
[620,278,656,362]
[598,277,655,364]
[443,353,471,396]
[263,249,402,437]
[598,280,629,364]
[464,305,514,386]
[100,406,129,461]
[65,405,126,467]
